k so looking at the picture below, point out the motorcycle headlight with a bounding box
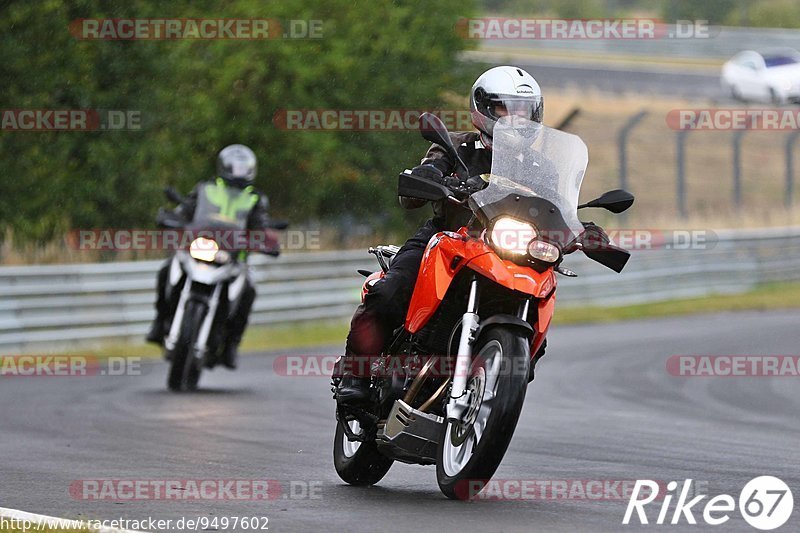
[490,217,537,255]
[189,237,219,262]
[528,240,560,263]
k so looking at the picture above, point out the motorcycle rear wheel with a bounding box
[333,419,393,486]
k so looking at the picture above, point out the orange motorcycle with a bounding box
[333,114,633,499]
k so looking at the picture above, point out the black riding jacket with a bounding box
[400,131,492,229]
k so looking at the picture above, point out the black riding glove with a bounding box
[438,174,487,201]
[464,174,487,193]
[410,164,444,183]
[580,221,611,250]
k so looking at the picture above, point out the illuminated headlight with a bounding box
[490,217,537,255]
[527,240,560,263]
[189,238,220,262]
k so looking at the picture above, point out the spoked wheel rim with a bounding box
[341,420,362,458]
[442,340,503,477]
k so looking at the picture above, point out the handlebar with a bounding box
[440,176,484,203]
[265,219,289,230]
[164,186,184,204]
[155,208,186,229]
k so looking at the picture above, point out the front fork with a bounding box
[164,279,192,352]
[447,278,480,422]
[163,274,222,362]
[446,277,530,423]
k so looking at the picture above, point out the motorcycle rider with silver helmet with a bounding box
[146,144,273,369]
[336,66,551,404]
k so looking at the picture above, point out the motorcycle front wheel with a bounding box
[167,300,204,392]
[436,325,530,500]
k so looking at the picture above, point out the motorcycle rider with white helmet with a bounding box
[336,66,561,404]
[146,144,273,370]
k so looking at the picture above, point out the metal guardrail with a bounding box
[1,228,799,353]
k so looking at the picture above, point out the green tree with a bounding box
[0,0,476,247]
[660,0,740,25]
[732,0,800,29]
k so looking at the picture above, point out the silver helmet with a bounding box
[217,144,257,187]
[470,66,544,147]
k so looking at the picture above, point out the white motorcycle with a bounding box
[157,186,286,391]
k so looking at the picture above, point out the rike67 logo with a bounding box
[624,477,794,530]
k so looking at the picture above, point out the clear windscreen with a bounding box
[191,182,253,231]
[471,117,588,242]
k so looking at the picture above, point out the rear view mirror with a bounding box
[164,186,184,204]
[155,208,184,229]
[420,113,453,149]
[398,172,450,202]
[578,189,634,214]
[419,112,469,178]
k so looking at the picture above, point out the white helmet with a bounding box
[470,66,544,147]
[217,144,257,187]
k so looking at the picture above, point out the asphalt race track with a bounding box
[1,310,798,532]
[517,59,723,100]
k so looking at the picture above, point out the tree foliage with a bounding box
[479,0,800,28]
[0,0,476,244]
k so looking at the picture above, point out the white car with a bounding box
[721,49,800,104]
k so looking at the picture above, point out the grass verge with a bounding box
[557,282,800,324]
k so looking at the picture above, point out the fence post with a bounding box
[618,110,648,192]
[786,131,800,209]
[676,130,689,218]
[732,129,746,209]
[555,107,581,130]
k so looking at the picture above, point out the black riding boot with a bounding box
[335,221,441,406]
[146,262,170,345]
[221,335,242,369]
[334,307,384,406]
[223,281,256,369]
